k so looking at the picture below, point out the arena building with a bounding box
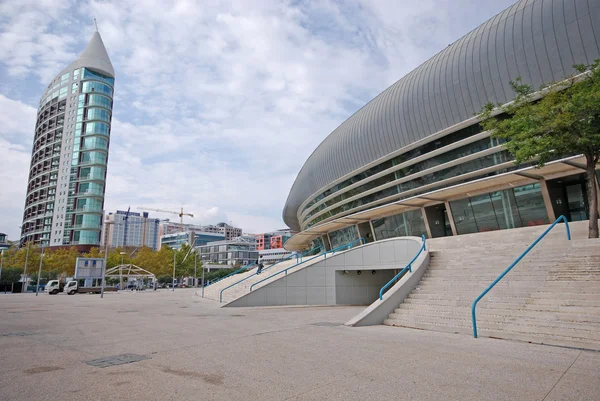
[283,0,600,251]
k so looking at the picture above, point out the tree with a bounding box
[480,61,600,238]
[0,267,23,284]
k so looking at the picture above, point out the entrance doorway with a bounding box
[424,204,453,238]
[357,222,375,243]
[547,175,589,222]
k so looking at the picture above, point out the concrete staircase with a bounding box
[200,254,328,304]
[384,221,600,350]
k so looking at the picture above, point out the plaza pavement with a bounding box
[0,289,598,401]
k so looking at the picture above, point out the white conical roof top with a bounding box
[64,31,115,78]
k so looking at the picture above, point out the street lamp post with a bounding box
[194,251,197,288]
[35,245,45,296]
[201,255,206,298]
[101,215,112,299]
[22,241,31,293]
[119,251,126,290]
[0,249,4,283]
[172,249,176,291]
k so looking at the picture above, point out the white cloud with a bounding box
[0,0,516,241]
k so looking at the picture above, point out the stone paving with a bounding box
[0,289,598,401]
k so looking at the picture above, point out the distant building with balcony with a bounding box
[0,233,10,251]
[253,228,295,250]
[20,31,115,248]
[160,231,225,250]
[197,236,258,266]
[258,248,294,264]
[102,210,160,250]
[159,221,242,243]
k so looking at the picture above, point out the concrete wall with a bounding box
[345,251,430,327]
[225,237,423,308]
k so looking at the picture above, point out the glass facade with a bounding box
[372,209,427,240]
[85,122,110,136]
[87,94,112,109]
[450,183,549,235]
[301,124,484,214]
[82,81,113,96]
[328,226,358,249]
[85,107,111,122]
[306,149,516,228]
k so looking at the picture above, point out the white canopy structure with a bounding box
[105,264,156,289]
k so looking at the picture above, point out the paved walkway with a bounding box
[0,290,598,400]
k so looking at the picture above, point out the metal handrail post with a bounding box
[379,235,426,300]
[471,216,570,338]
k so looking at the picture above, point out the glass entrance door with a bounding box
[565,183,588,221]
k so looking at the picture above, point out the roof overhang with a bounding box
[284,155,590,251]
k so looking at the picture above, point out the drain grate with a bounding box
[85,353,149,368]
[1,332,33,337]
[310,322,343,327]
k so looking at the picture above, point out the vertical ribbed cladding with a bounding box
[283,0,600,232]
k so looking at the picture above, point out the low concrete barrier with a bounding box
[345,250,429,327]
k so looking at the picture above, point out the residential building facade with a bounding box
[258,248,294,264]
[20,31,115,248]
[159,221,242,242]
[160,231,225,250]
[102,210,160,250]
[0,233,9,251]
[283,0,600,251]
[197,236,258,266]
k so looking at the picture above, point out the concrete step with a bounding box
[385,312,600,339]
[387,313,600,335]
[391,308,600,325]
[397,301,600,316]
[384,318,600,351]
[412,289,600,300]
[403,297,600,308]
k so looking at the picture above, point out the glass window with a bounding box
[82,137,108,150]
[450,198,479,235]
[84,122,109,136]
[81,68,115,86]
[303,143,509,224]
[80,151,107,166]
[61,73,70,82]
[87,94,112,109]
[302,124,486,214]
[328,226,358,249]
[85,107,111,123]
[513,183,549,226]
[81,81,113,97]
[306,150,516,228]
[372,209,427,240]
[450,183,549,235]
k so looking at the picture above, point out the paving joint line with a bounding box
[541,350,582,401]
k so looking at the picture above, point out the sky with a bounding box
[0,0,517,241]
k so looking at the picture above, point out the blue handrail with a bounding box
[471,215,570,338]
[325,238,366,258]
[249,238,366,292]
[219,239,364,302]
[218,247,312,303]
[379,235,427,300]
[250,246,326,291]
[201,263,256,297]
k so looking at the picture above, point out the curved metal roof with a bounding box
[283,0,600,231]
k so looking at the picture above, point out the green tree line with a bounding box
[0,242,204,284]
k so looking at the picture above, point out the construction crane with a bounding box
[123,206,131,248]
[137,207,194,232]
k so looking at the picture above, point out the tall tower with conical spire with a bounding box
[21,31,115,248]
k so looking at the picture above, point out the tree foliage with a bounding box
[1,242,202,281]
[479,61,600,238]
